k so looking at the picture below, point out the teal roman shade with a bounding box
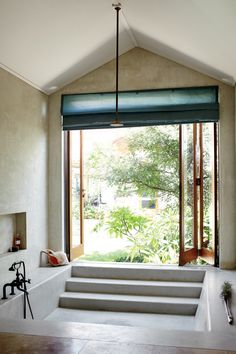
[61,86,219,130]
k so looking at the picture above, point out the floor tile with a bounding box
[0,333,86,354]
[79,341,161,354]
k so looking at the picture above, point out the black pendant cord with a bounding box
[115,5,121,119]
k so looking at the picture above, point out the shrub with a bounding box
[103,206,179,264]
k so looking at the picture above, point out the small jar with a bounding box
[14,233,21,249]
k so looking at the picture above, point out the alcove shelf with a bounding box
[0,212,27,255]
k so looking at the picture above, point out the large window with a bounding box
[65,123,218,265]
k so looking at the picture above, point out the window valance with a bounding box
[61,86,219,130]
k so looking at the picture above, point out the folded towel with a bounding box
[41,249,69,266]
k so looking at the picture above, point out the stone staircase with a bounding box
[59,263,205,316]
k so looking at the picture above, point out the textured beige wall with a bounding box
[48,47,236,269]
[0,67,48,287]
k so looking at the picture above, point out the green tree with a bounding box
[106,207,149,241]
[86,126,180,264]
[104,206,179,264]
[87,126,179,204]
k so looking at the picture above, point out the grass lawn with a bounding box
[79,249,130,262]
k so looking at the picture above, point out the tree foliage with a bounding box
[106,207,149,240]
[104,206,179,264]
[87,126,179,202]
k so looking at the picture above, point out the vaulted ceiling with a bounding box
[0,0,235,94]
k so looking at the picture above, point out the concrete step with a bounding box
[71,263,205,283]
[59,292,199,315]
[66,277,202,298]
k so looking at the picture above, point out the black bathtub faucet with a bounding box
[1,261,34,319]
[2,261,31,300]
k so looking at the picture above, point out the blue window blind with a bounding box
[61,86,219,130]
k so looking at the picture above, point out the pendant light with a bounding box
[110,3,124,127]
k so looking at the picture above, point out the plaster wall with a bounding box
[48,47,236,269]
[0,67,48,288]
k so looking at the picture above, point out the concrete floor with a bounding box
[0,332,234,354]
[46,308,197,331]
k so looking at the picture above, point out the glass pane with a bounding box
[71,131,81,247]
[80,125,179,264]
[182,124,195,250]
[202,123,215,250]
[195,125,201,250]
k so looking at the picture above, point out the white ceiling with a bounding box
[0,0,235,94]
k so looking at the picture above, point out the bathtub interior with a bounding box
[0,265,235,335]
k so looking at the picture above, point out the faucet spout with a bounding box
[2,283,13,300]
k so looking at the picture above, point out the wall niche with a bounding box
[0,212,27,255]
